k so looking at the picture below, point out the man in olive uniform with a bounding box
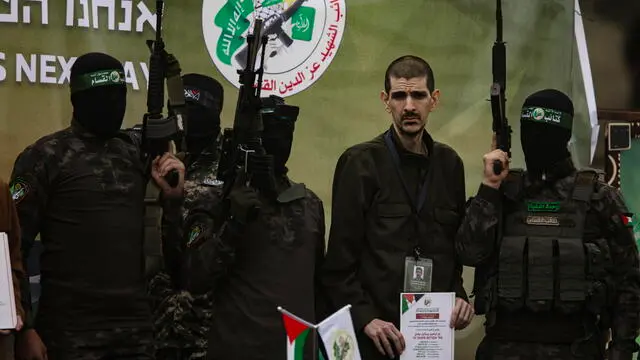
[457,89,640,360]
[320,55,474,360]
[11,52,185,360]
[146,74,226,360]
[183,97,326,360]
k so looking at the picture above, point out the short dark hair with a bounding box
[384,55,435,93]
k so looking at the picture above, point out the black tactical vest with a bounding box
[476,169,613,321]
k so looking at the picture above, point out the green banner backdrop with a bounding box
[0,0,592,358]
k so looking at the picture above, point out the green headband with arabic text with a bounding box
[70,69,126,94]
[520,106,573,130]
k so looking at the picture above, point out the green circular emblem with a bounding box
[109,70,120,83]
[9,179,29,204]
[532,107,545,121]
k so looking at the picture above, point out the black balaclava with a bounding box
[520,89,574,179]
[70,52,127,138]
[260,96,299,175]
[175,73,224,155]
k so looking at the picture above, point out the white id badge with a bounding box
[403,256,433,292]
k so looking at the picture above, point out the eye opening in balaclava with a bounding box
[172,73,224,155]
[519,88,574,178]
[260,96,299,175]
[70,52,127,139]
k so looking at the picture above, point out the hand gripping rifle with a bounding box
[141,0,186,187]
[490,0,511,175]
[217,19,269,212]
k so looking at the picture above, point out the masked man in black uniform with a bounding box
[183,97,326,360]
[457,89,640,360]
[12,52,185,360]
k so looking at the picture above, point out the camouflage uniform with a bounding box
[183,178,326,360]
[9,121,183,359]
[456,160,640,360]
[39,327,154,360]
[149,153,224,360]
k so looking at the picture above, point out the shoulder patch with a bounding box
[186,224,206,248]
[620,213,635,228]
[9,178,30,204]
[202,178,224,187]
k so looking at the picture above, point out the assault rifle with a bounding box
[490,0,511,175]
[141,0,186,187]
[217,19,269,202]
[234,0,307,67]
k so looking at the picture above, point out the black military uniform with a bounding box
[457,89,640,360]
[320,126,468,360]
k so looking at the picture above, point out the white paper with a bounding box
[0,233,17,330]
[400,292,455,360]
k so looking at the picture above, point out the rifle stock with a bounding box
[141,0,181,187]
[490,0,512,175]
[234,0,307,66]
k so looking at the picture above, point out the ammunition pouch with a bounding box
[482,170,615,322]
[144,180,164,279]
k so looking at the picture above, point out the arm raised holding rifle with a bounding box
[487,0,512,181]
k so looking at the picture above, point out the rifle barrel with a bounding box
[156,1,163,42]
[496,0,503,43]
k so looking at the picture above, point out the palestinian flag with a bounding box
[279,307,323,360]
[401,293,424,314]
[620,213,635,228]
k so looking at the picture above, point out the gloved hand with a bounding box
[247,153,277,196]
[229,185,261,225]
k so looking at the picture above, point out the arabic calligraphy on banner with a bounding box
[202,0,347,97]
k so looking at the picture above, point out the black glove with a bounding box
[229,185,261,225]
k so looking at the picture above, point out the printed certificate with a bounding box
[400,292,454,360]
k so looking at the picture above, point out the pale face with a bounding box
[381,76,440,137]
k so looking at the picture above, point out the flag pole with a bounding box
[312,326,318,360]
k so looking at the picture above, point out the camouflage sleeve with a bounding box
[161,196,185,289]
[182,209,237,295]
[596,185,640,357]
[455,183,502,266]
[9,144,53,329]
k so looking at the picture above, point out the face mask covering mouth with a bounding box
[518,90,574,177]
[260,104,299,175]
[70,65,127,139]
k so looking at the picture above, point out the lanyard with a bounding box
[383,130,430,214]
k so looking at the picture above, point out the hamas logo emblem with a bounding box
[532,108,545,121]
[187,225,204,248]
[202,0,347,97]
[109,70,121,83]
[9,179,29,204]
[330,329,356,360]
